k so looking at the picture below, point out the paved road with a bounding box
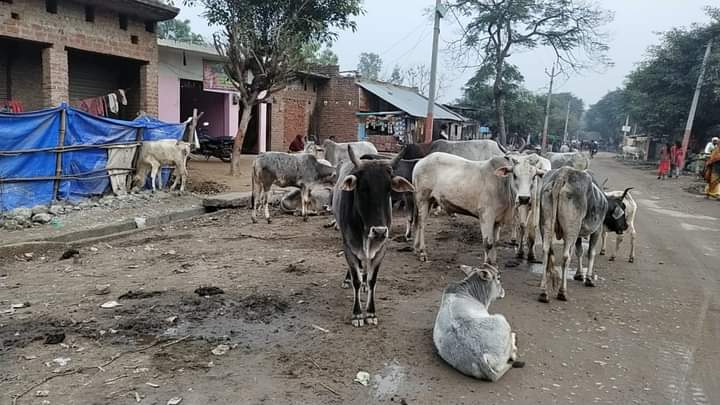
[586,154,719,405]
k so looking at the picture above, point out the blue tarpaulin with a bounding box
[0,107,63,211]
[0,105,187,211]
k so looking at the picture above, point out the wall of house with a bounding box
[0,0,161,114]
[316,70,359,143]
[158,47,240,133]
[270,78,319,151]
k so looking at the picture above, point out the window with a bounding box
[45,0,57,13]
[85,6,94,22]
[145,21,156,33]
[131,35,139,44]
[11,12,19,19]
[119,14,128,30]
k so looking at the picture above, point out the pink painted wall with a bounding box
[226,94,240,138]
[158,72,180,123]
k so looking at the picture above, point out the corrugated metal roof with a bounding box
[356,80,464,121]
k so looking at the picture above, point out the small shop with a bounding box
[355,80,466,151]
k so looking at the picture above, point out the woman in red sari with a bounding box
[657,143,671,180]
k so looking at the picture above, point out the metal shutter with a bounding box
[68,54,120,101]
[0,56,8,104]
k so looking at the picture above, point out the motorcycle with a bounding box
[196,122,233,163]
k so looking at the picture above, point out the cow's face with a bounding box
[341,161,413,239]
[496,155,545,205]
[604,197,628,233]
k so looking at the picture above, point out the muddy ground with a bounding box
[1,155,719,405]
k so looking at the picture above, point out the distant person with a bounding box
[672,141,684,178]
[328,135,336,142]
[704,142,720,198]
[704,137,719,154]
[560,143,570,153]
[288,134,305,152]
[657,143,671,180]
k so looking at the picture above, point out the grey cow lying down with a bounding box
[279,185,332,216]
[433,264,524,382]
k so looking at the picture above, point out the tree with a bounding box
[403,64,448,99]
[357,52,382,79]
[584,89,627,146]
[450,0,612,144]
[158,18,207,44]
[183,0,363,174]
[388,65,404,85]
[316,48,339,65]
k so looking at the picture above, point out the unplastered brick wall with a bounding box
[270,83,318,151]
[316,75,359,143]
[0,0,160,114]
[367,135,400,153]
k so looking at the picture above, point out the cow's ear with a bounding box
[459,265,475,276]
[340,175,357,191]
[494,166,513,177]
[536,169,546,178]
[478,269,492,281]
[391,176,415,193]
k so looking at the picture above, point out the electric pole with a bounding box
[680,39,713,164]
[424,0,444,144]
[562,98,571,144]
[541,62,560,153]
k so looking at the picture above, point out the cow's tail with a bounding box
[544,175,565,296]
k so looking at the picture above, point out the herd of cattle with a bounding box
[247,138,637,380]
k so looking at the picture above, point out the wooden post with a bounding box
[52,108,66,201]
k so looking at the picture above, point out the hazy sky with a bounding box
[178,0,713,107]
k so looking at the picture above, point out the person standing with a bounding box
[657,143,671,180]
[672,141,684,178]
[288,134,305,152]
[704,137,719,154]
[704,143,720,199]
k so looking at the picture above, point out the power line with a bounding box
[378,20,430,59]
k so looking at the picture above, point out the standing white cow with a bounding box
[509,153,552,261]
[412,154,544,264]
[133,140,193,192]
[321,139,378,166]
[600,189,638,263]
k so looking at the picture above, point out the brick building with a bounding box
[0,0,178,117]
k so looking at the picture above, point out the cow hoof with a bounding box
[251,217,258,224]
[365,315,378,325]
[418,252,428,262]
[573,273,584,281]
[266,218,272,224]
[629,257,635,263]
[527,254,537,263]
[599,249,606,256]
[510,239,518,246]
[557,292,568,301]
[538,293,549,303]
[323,221,336,229]
[608,256,616,262]
[351,316,365,327]
[303,216,308,222]
[341,280,351,289]
[584,278,595,288]
[516,250,524,259]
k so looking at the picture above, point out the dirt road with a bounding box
[1,154,718,405]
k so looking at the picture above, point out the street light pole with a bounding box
[680,39,713,165]
[541,62,558,153]
[424,0,443,144]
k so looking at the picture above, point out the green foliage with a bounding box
[388,65,403,85]
[301,41,340,65]
[585,7,720,145]
[450,0,612,143]
[357,52,382,80]
[158,19,206,44]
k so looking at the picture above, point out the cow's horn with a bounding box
[390,146,407,167]
[621,187,634,200]
[348,145,361,167]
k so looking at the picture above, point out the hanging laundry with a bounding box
[107,93,119,114]
[117,89,128,105]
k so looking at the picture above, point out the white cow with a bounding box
[321,139,378,166]
[600,189,638,263]
[133,140,192,192]
[621,145,644,160]
[412,153,545,264]
[509,153,552,261]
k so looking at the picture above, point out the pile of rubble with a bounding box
[0,192,171,232]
